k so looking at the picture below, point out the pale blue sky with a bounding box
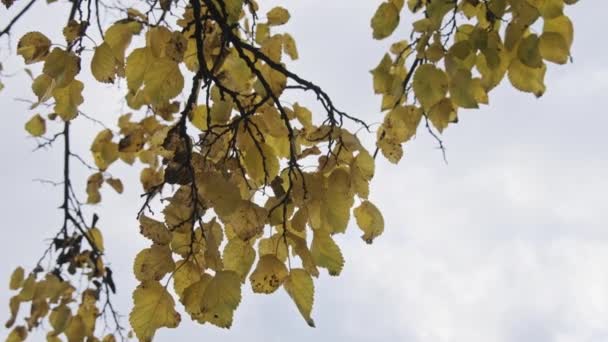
[1,1,607,341]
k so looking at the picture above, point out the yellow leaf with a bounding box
[258,233,288,262]
[106,178,123,193]
[354,150,375,180]
[86,227,105,252]
[42,48,80,88]
[508,58,546,97]
[91,129,119,171]
[536,0,564,18]
[30,74,54,108]
[449,68,479,108]
[91,42,119,83]
[382,105,422,143]
[371,2,400,40]
[353,200,385,244]
[254,62,287,97]
[6,326,27,342]
[189,105,208,131]
[321,168,354,234]
[241,142,279,186]
[130,280,181,341]
[220,51,253,91]
[539,32,569,64]
[49,304,72,334]
[282,33,299,60]
[198,172,242,217]
[182,273,212,320]
[86,172,103,204]
[370,53,393,94]
[249,254,288,294]
[311,229,344,276]
[24,114,46,137]
[141,166,164,191]
[102,334,117,342]
[225,200,268,241]
[413,63,449,110]
[376,134,403,164]
[267,6,290,26]
[63,20,82,43]
[199,270,242,328]
[173,259,201,299]
[17,32,51,64]
[126,47,154,92]
[139,215,172,245]
[64,315,86,342]
[543,15,573,48]
[283,269,315,327]
[293,102,313,129]
[146,26,172,58]
[118,128,145,153]
[133,244,175,281]
[6,295,20,328]
[223,239,256,282]
[517,34,543,68]
[218,0,244,23]
[255,23,270,44]
[352,150,375,198]
[52,79,84,121]
[104,20,142,68]
[428,98,457,133]
[9,267,25,290]
[143,58,184,105]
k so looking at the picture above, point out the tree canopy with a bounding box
[1,0,579,341]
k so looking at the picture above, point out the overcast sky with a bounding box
[1,1,607,341]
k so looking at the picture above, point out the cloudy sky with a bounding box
[1,1,607,341]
